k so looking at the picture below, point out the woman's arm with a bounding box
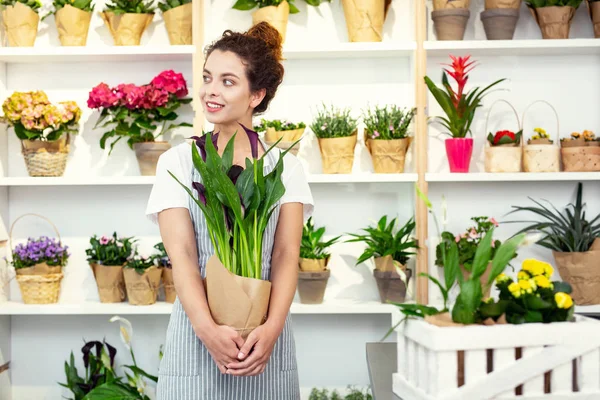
[158,208,244,373]
[227,202,303,376]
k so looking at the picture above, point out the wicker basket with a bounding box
[561,145,600,172]
[484,100,523,173]
[522,100,560,173]
[21,135,70,177]
[10,214,65,304]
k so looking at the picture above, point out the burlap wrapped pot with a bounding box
[528,5,575,39]
[522,100,560,173]
[90,263,126,303]
[101,12,154,45]
[366,136,411,173]
[163,3,192,45]
[55,5,92,46]
[484,100,522,173]
[2,2,39,47]
[252,1,289,41]
[123,266,163,305]
[553,239,600,305]
[317,132,357,174]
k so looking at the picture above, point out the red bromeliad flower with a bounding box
[442,55,477,113]
[487,129,522,146]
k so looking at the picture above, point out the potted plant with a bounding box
[507,182,600,305]
[1,0,41,46]
[309,386,373,400]
[2,91,81,177]
[346,216,417,304]
[559,131,600,172]
[588,0,600,37]
[298,217,340,304]
[362,105,415,174]
[341,0,392,42]
[431,0,471,41]
[485,129,523,172]
[123,252,162,306]
[158,0,191,45]
[425,55,505,173]
[254,118,306,156]
[525,0,583,39]
[86,233,137,303]
[481,0,521,40]
[311,104,358,174]
[101,0,155,46]
[88,70,192,175]
[50,0,94,46]
[153,241,175,303]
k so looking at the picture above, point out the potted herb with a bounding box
[425,55,505,173]
[346,216,417,304]
[588,0,600,37]
[525,0,583,39]
[2,91,81,177]
[298,217,340,304]
[341,0,391,42]
[158,0,191,45]
[311,104,358,174]
[507,182,600,305]
[0,0,41,46]
[101,0,155,46]
[86,233,137,303]
[50,0,94,46]
[153,241,175,303]
[87,70,192,175]
[481,0,521,40]
[362,105,415,174]
[123,252,162,306]
[254,118,306,156]
[431,0,471,40]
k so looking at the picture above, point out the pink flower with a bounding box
[455,234,462,243]
[490,217,499,227]
[99,236,110,245]
[468,228,478,239]
[144,86,169,109]
[151,70,188,98]
[372,130,380,138]
[88,83,121,109]
[117,84,145,110]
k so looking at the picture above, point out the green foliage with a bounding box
[157,0,190,12]
[124,253,155,274]
[53,0,94,12]
[525,0,583,8]
[309,386,372,400]
[304,0,331,5]
[254,118,306,132]
[86,233,137,266]
[232,0,300,14]
[487,129,522,146]
[152,242,171,268]
[0,0,42,12]
[300,217,341,260]
[311,104,358,139]
[346,216,417,266]
[104,0,155,14]
[362,105,416,140]
[506,182,600,253]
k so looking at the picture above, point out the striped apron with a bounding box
[156,145,301,400]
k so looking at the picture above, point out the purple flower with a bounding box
[192,182,206,206]
[190,132,219,162]
[239,123,259,159]
[99,236,110,245]
[227,165,244,185]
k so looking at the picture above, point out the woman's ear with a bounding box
[249,88,267,109]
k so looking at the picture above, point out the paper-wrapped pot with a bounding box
[101,12,154,46]
[2,2,39,47]
[55,5,92,46]
[163,3,192,45]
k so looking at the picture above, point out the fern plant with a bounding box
[104,0,155,14]
[300,217,340,260]
[157,0,190,12]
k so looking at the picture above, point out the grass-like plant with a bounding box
[362,105,416,140]
[311,104,358,139]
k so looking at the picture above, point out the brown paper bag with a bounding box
[433,0,471,10]
[299,257,328,272]
[366,137,411,173]
[123,266,162,305]
[560,137,585,148]
[341,0,388,42]
[374,255,399,272]
[425,312,465,327]
[55,5,92,46]
[15,262,62,275]
[589,1,600,38]
[252,1,289,41]
[553,239,600,305]
[163,3,192,45]
[2,3,39,47]
[101,12,154,45]
[205,255,271,339]
[529,6,575,39]
[90,263,126,303]
[265,127,304,143]
[485,0,520,8]
[318,134,357,174]
[162,267,177,303]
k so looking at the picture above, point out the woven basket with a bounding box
[522,100,560,173]
[484,100,522,173]
[10,214,65,304]
[21,135,70,177]
[561,145,600,172]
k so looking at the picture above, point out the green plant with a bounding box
[311,104,358,139]
[300,217,340,260]
[53,0,94,12]
[233,0,299,13]
[425,55,505,138]
[157,0,189,12]
[152,242,171,268]
[0,0,42,12]
[525,0,583,8]
[86,233,137,266]
[506,182,600,253]
[362,105,416,140]
[125,253,155,275]
[11,236,70,269]
[309,386,372,400]
[487,129,522,146]
[346,216,417,266]
[103,0,154,14]
[254,118,306,132]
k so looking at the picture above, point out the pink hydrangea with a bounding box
[151,70,188,98]
[117,84,146,110]
[143,86,169,109]
[88,83,121,109]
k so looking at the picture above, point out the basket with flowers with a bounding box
[522,101,560,172]
[484,99,523,173]
[560,130,600,172]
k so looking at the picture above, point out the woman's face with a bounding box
[200,50,265,125]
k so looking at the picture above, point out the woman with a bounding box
[145,22,314,399]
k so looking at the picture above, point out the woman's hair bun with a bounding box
[246,22,283,61]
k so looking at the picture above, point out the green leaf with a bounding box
[471,228,494,280]
[479,300,508,318]
[232,0,256,10]
[83,383,140,400]
[288,2,299,13]
[524,310,543,323]
[444,241,459,291]
[553,281,572,294]
[123,365,158,383]
[487,233,526,286]
[523,296,552,310]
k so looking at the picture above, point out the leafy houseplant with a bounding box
[153,242,176,303]
[309,386,373,400]
[158,0,192,45]
[0,0,41,46]
[255,118,306,156]
[525,0,584,39]
[123,252,162,306]
[49,0,94,46]
[425,55,505,172]
[311,104,359,174]
[101,0,155,45]
[362,105,416,173]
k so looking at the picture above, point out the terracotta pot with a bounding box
[432,8,470,40]
[297,270,330,304]
[445,137,473,172]
[133,141,171,176]
[481,8,520,40]
[373,268,411,304]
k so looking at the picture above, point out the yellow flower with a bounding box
[583,130,596,141]
[519,279,536,294]
[531,135,540,140]
[517,271,530,281]
[522,259,548,277]
[544,263,554,278]
[571,132,581,139]
[534,127,548,138]
[496,273,509,283]
[508,282,521,298]
[533,275,552,289]
[555,292,573,309]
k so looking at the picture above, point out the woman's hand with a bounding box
[196,323,245,374]
[225,321,282,376]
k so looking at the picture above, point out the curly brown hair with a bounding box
[204,22,284,115]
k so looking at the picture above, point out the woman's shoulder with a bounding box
[159,141,193,169]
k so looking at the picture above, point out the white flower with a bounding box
[522,232,544,248]
[109,315,133,351]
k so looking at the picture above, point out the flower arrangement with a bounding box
[254,118,306,133]
[311,104,358,139]
[125,253,155,275]
[158,0,190,12]
[2,91,81,142]
[362,105,415,140]
[85,233,137,266]
[300,217,340,261]
[528,126,553,144]
[152,241,171,268]
[11,236,70,270]
[103,0,155,14]
[88,70,192,154]
[487,129,522,147]
[0,0,41,12]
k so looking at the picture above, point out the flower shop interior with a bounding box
[1,0,600,399]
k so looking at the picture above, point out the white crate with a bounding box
[393,315,600,400]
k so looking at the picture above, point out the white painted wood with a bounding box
[417,344,427,390]
[407,339,417,387]
[426,172,600,182]
[522,346,546,395]
[464,349,487,387]
[494,348,517,399]
[579,348,600,393]
[424,39,600,57]
[433,351,458,396]
[551,361,574,395]
[0,46,194,63]
[396,329,406,379]
[283,41,416,59]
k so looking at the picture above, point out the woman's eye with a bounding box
[224,79,233,86]
[203,75,210,83]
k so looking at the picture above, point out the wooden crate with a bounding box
[393,315,600,399]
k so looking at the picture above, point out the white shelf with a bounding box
[0,46,194,63]
[0,300,397,315]
[307,173,418,184]
[426,172,600,183]
[425,39,600,57]
[576,305,600,315]
[283,41,416,59]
